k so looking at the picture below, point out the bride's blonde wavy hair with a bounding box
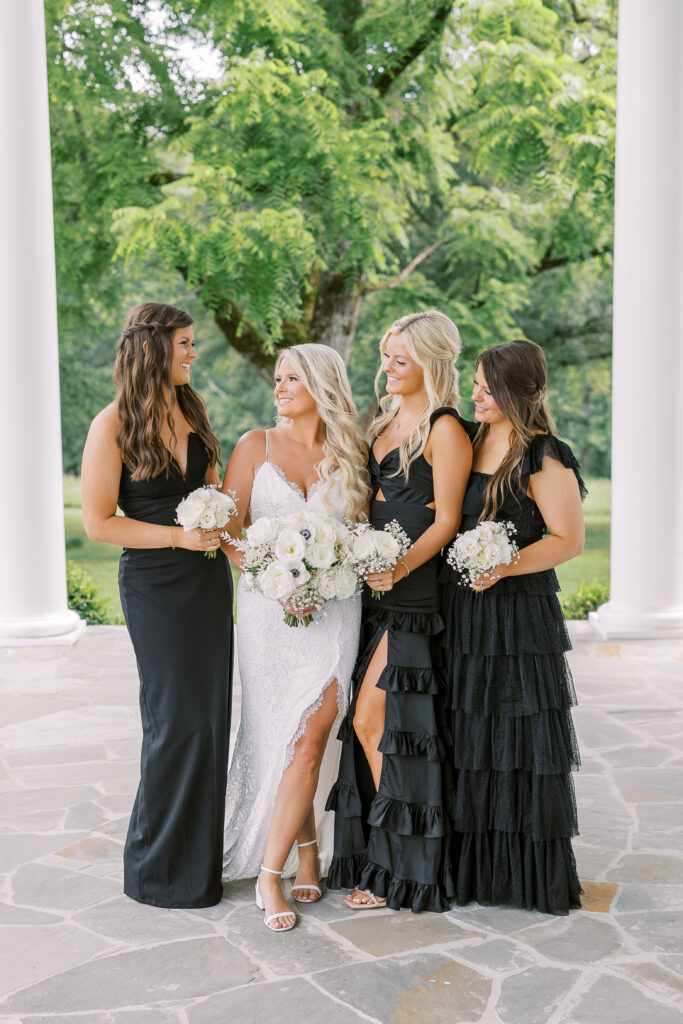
[275,344,371,522]
[370,310,462,477]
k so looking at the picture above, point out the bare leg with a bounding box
[347,630,389,908]
[258,681,339,929]
[293,806,321,902]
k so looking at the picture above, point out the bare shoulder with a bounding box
[428,412,471,453]
[87,402,120,445]
[229,428,267,465]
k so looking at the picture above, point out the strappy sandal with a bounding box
[290,839,323,904]
[344,888,388,910]
[255,865,297,932]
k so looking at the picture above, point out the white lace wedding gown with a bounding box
[223,444,361,880]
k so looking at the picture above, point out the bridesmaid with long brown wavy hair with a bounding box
[82,302,233,908]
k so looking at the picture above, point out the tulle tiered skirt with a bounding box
[326,500,454,913]
[442,570,582,915]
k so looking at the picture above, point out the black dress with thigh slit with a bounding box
[326,408,460,913]
[118,433,233,908]
[440,433,585,915]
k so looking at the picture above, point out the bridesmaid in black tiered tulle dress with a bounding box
[82,303,233,909]
[326,310,471,913]
[440,339,585,915]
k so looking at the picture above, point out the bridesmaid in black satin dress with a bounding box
[82,303,233,908]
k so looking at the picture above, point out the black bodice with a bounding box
[369,407,465,506]
[118,432,208,527]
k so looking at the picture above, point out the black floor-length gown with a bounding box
[326,408,461,913]
[118,433,233,908]
[440,433,585,915]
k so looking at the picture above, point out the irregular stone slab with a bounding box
[632,829,683,853]
[56,836,124,863]
[0,922,112,1000]
[1,937,257,1014]
[187,977,367,1024]
[563,973,683,1024]
[74,895,215,946]
[455,937,537,973]
[661,956,683,978]
[64,801,113,831]
[579,881,619,913]
[497,965,580,1024]
[447,904,550,935]
[618,911,683,953]
[614,768,683,803]
[0,707,140,750]
[26,1013,179,1024]
[611,961,683,1011]
[574,774,631,847]
[0,833,88,874]
[602,744,673,768]
[11,863,120,911]
[328,911,480,956]
[5,744,110,766]
[223,904,361,976]
[0,903,62,926]
[574,843,623,879]
[606,853,683,884]
[13,760,138,789]
[573,709,642,752]
[637,804,683,830]
[317,952,491,1024]
[615,884,683,912]
[518,914,624,964]
[0,786,99,815]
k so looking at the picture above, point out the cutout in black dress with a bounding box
[118,433,233,908]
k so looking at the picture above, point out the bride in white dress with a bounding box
[221,344,370,931]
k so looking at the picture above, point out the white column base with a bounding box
[0,610,85,647]
[589,602,683,640]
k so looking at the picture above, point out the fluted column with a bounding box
[591,0,683,638]
[0,0,82,643]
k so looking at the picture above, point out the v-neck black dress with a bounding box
[118,433,233,908]
[439,433,585,914]
[326,408,459,913]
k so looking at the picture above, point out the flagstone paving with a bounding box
[0,623,682,1023]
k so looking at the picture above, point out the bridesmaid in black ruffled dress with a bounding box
[326,310,472,913]
[82,303,233,908]
[440,339,585,914]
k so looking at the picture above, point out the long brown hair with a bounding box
[114,302,221,481]
[473,339,556,520]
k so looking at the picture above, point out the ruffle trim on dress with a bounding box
[447,652,577,716]
[362,604,445,637]
[376,664,442,695]
[444,589,571,655]
[453,829,583,915]
[450,708,580,774]
[524,435,588,502]
[450,767,579,840]
[357,861,454,914]
[325,853,366,891]
[378,728,446,762]
[368,794,452,838]
[325,778,362,817]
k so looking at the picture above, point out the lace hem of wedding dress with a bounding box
[283,675,348,769]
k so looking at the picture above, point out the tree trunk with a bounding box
[307,269,363,364]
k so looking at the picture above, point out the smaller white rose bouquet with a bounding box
[348,519,411,599]
[446,520,520,589]
[175,485,239,558]
[232,511,358,627]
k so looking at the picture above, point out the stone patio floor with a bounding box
[0,623,682,1023]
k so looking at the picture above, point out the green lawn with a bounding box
[64,474,610,624]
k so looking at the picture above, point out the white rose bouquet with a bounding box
[446,520,520,589]
[232,511,358,627]
[348,519,411,599]
[175,486,238,558]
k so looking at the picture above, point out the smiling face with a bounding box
[380,331,425,398]
[170,324,197,386]
[472,363,506,426]
[274,357,318,419]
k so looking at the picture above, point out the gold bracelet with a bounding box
[398,558,410,578]
[170,526,175,550]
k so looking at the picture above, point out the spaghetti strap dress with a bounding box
[326,407,461,913]
[118,432,233,908]
[440,433,586,915]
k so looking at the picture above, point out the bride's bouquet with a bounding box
[446,520,519,588]
[232,511,358,627]
[175,485,239,558]
[348,520,411,599]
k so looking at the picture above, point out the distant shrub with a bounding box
[66,561,111,625]
[561,580,610,620]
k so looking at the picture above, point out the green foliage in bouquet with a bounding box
[66,561,112,626]
[560,579,610,620]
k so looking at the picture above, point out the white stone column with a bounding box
[591,0,683,638]
[0,0,82,643]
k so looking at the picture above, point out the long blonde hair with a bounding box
[369,310,461,477]
[275,344,371,521]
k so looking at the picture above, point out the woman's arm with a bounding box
[473,455,584,590]
[219,430,264,570]
[366,416,472,592]
[81,406,219,553]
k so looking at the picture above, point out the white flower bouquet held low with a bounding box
[446,520,520,589]
[230,511,358,627]
[175,486,239,558]
[348,519,411,599]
